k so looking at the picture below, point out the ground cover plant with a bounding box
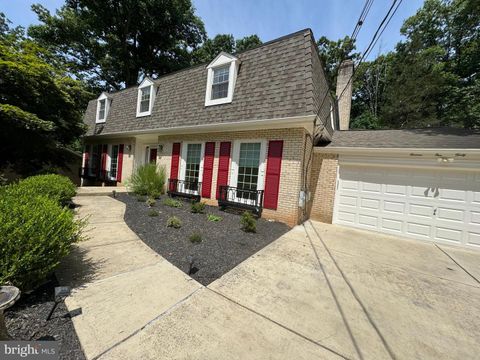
[191,201,206,214]
[116,193,289,285]
[241,211,257,233]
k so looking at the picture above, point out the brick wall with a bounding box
[157,128,306,226]
[309,152,338,223]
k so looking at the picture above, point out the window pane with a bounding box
[140,87,151,113]
[213,66,229,84]
[185,144,202,190]
[237,143,261,200]
[212,83,229,100]
[99,99,106,119]
[110,145,119,178]
[211,66,229,100]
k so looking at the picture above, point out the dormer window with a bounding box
[136,78,155,117]
[205,52,239,107]
[96,93,109,123]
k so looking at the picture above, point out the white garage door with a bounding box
[333,164,480,248]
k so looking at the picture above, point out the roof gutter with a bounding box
[315,146,480,156]
[85,115,317,138]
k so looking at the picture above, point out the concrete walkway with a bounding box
[59,196,480,360]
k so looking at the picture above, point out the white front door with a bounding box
[179,143,204,195]
[333,164,480,249]
[230,140,267,205]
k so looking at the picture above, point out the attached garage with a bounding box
[313,128,480,250]
[334,160,480,248]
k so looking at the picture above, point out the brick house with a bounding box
[81,29,336,226]
[81,28,480,249]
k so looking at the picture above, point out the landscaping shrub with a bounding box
[163,198,183,208]
[189,232,202,243]
[207,214,222,222]
[240,211,257,233]
[148,209,159,217]
[15,174,76,206]
[129,163,166,198]
[0,184,83,291]
[166,216,182,229]
[191,201,206,214]
[146,197,156,207]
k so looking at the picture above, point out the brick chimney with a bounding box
[335,59,354,130]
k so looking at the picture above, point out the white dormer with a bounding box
[205,52,240,107]
[96,92,110,123]
[136,78,155,117]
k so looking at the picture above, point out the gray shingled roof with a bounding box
[84,29,331,137]
[324,128,480,149]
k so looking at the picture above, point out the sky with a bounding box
[1,0,425,59]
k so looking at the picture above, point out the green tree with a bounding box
[236,34,262,52]
[380,0,479,128]
[317,35,359,91]
[0,18,91,175]
[193,34,262,63]
[29,0,207,90]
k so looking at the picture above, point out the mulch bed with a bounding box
[116,193,290,285]
[4,276,85,360]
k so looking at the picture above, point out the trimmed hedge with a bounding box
[16,174,76,206]
[0,176,82,291]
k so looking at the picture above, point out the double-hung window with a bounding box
[237,143,261,201]
[96,93,109,123]
[204,53,239,106]
[184,144,202,191]
[136,78,154,117]
[211,66,230,100]
[139,87,151,113]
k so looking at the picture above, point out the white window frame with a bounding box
[96,93,109,123]
[205,52,239,107]
[136,78,155,117]
[229,139,267,205]
[179,142,205,195]
[107,144,120,181]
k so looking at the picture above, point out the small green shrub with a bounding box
[136,195,146,202]
[148,209,159,217]
[166,216,182,229]
[163,198,183,208]
[191,201,206,214]
[189,232,202,243]
[0,184,84,291]
[129,163,166,198]
[16,174,76,206]
[240,211,257,233]
[146,197,156,207]
[207,214,222,222]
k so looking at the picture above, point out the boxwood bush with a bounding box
[16,174,76,206]
[129,163,166,198]
[0,180,83,291]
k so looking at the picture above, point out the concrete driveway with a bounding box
[101,222,480,360]
[62,196,480,359]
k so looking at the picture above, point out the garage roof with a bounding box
[324,128,480,149]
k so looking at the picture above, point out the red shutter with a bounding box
[101,144,108,177]
[263,140,283,210]
[117,144,124,182]
[216,142,231,199]
[170,143,181,192]
[202,142,215,198]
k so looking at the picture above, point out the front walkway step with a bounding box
[76,186,128,196]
